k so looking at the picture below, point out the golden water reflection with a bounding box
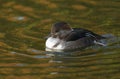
[0,0,120,79]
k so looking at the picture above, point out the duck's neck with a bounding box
[53,30,72,39]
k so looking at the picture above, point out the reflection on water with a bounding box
[33,55,50,59]
[16,63,28,67]
[0,34,120,79]
[0,38,120,79]
[50,72,59,75]
[0,0,120,79]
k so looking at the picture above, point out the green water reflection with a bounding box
[0,0,120,79]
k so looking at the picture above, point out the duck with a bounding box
[45,22,106,52]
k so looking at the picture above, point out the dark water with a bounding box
[0,0,120,79]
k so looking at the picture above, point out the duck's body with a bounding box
[45,22,106,51]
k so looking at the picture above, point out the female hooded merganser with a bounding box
[45,22,106,51]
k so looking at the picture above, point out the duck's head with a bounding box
[51,22,73,38]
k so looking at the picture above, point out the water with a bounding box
[0,0,120,79]
[0,37,119,79]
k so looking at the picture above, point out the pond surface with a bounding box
[0,0,120,79]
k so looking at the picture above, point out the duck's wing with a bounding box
[65,28,105,41]
[64,28,87,41]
